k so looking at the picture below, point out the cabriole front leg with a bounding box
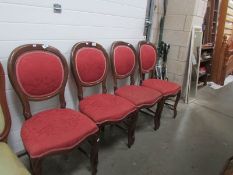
[127,111,138,148]
[154,98,165,130]
[90,133,99,175]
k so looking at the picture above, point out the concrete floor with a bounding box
[21,83,233,175]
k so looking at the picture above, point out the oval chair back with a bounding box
[70,41,109,101]
[110,41,137,90]
[138,41,158,83]
[8,44,68,120]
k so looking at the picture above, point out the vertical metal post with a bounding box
[144,0,156,41]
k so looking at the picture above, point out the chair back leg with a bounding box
[30,158,42,175]
[127,111,138,148]
[173,90,181,119]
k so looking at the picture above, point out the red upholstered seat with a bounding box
[21,109,98,158]
[79,94,136,124]
[115,85,162,108]
[142,79,181,96]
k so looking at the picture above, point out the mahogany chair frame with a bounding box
[138,41,181,119]
[1,62,32,175]
[8,44,98,175]
[0,63,11,143]
[110,41,164,130]
[71,41,138,148]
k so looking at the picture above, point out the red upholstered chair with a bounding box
[70,42,138,148]
[110,41,164,130]
[7,44,99,175]
[138,41,181,118]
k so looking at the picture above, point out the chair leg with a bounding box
[30,157,42,175]
[127,111,138,148]
[90,133,99,175]
[154,98,165,130]
[101,126,105,132]
[173,90,181,119]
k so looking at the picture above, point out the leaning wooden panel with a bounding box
[212,0,229,83]
[216,36,233,85]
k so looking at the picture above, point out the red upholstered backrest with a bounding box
[71,42,109,100]
[139,43,157,73]
[113,45,136,78]
[16,51,64,98]
[75,47,107,85]
[8,44,68,119]
[71,42,108,88]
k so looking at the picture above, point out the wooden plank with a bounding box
[212,0,229,83]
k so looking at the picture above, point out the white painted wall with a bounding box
[0,0,147,153]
